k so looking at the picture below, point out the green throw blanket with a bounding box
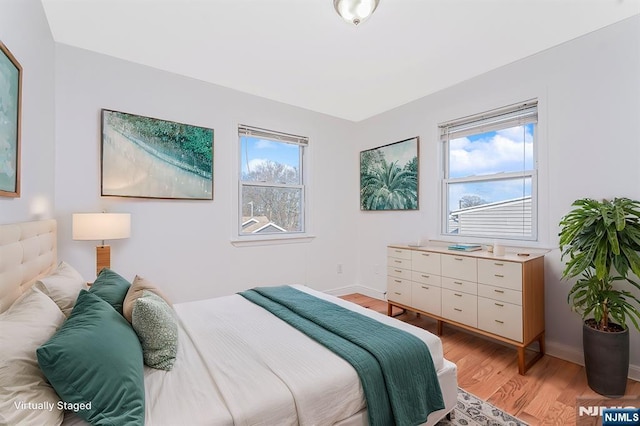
[239,286,444,426]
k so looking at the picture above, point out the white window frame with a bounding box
[439,100,539,241]
[234,124,311,246]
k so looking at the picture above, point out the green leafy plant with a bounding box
[559,198,640,331]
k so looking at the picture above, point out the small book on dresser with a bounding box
[447,243,482,252]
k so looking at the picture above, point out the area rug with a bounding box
[436,388,528,426]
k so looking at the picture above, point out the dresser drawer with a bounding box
[387,276,411,305]
[387,247,412,260]
[441,276,477,295]
[478,259,522,291]
[441,254,477,282]
[478,297,523,341]
[441,289,477,327]
[387,256,411,270]
[387,266,411,280]
[411,271,441,286]
[478,283,522,306]
[412,282,441,316]
[411,251,441,274]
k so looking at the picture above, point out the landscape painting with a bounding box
[0,42,22,197]
[101,109,214,200]
[360,137,419,211]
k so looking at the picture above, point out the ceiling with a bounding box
[41,0,639,122]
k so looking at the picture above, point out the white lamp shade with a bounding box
[72,213,131,241]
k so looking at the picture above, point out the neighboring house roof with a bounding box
[241,216,286,234]
[449,196,532,238]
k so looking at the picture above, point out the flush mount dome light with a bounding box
[333,0,380,26]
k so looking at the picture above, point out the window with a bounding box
[238,125,307,237]
[440,100,538,240]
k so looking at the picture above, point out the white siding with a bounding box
[451,198,532,238]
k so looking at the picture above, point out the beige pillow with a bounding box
[34,261,87,317]
[0,287,66,426]
[123,275,172,323]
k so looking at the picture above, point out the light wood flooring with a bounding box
[340,293,640,426]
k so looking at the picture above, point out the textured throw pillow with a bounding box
[123,275,172,323]
[88,268,131,315]
[0,287,66,426]
[34,261,88,316]
[132,290,178,370]
[37,290,145,425]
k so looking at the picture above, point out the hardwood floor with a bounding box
[340,293,640,426]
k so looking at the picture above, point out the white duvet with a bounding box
[64,286,447,426]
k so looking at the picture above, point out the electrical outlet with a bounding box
[337,264,343,274]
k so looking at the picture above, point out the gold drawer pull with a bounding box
[494,274,504,278]
[454,293,462,297]
[494,289,505,293]
[421,253,430,256]
[454,308,462,312]
[394,292,401,295]
[494,262,504,266]
[394,280,402,283]
[495,303,504,307]
[421,274,430,278]
[394,269,402,273]
[394,260,402,263]
[454,257,464,261]
[453,281,463,285]
[394,250,402,253]
[494,319,504,324]
[421,286,429,290]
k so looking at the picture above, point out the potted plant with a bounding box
[559,197,640,397]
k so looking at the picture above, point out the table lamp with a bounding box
[72,212,131,276]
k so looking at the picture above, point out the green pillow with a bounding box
[89,268,131,314]
[132,290,179,370]
[37,290,145,425]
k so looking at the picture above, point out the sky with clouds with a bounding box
[241,136,300,178]
[448,124,534,210]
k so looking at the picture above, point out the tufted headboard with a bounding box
[0,219,57,313]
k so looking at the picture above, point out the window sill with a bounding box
[231,234,316,247]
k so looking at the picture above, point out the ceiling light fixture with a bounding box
[333,0,380,26]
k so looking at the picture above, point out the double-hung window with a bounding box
[440,100,538,240]
[238,125,307,236]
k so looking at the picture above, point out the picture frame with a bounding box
[360,136,419,211]
[0,42,22,197]
[101,109,214,200]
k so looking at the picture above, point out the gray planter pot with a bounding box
[583,321,629,397]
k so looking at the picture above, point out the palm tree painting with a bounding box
[360,137,419,210]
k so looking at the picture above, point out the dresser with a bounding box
[387,244,545,374]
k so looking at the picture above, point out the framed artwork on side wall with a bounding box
[101,109,214,200]
[0,42,22,198]
[360,136,419,211]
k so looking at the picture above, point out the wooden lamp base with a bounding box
[96,245,111,277]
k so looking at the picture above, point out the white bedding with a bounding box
[63,285,455,426]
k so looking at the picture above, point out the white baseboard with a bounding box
[522,340,640,382]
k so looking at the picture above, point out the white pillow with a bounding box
[35,261,87,317]
[0,287,66,426]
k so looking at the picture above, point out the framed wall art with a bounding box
[101,109,214,200]
[360,136,419,211]
[0,42,22,197]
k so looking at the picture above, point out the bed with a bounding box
[0,219,458,426]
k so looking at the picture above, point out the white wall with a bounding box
[53,44,360,303]
[0,0,55,222]
[355,16,640,371]
[2,0,639,378]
